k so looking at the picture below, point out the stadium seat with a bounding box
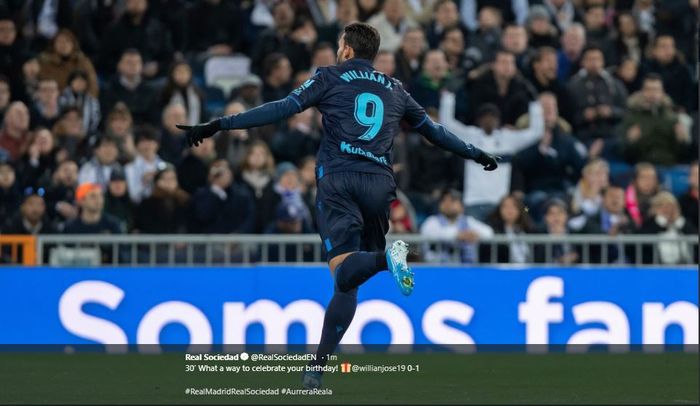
[204,55,251,99]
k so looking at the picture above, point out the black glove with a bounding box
[176,119,222,147]
[475,150,500,171]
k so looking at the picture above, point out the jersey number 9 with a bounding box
[354,92,384,141]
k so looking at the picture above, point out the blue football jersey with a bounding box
[288,58,427,177]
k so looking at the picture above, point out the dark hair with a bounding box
[67,69,89,84]
[121,48,141,59]
[262,52,289,78]
[581,44,604,58]
[487,194,534,233]
[531,46,557,65]
[342,22,380,61]
[643,72,663,83]
[134,124,160,144]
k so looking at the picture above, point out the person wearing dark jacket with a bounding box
[63,182,124,234]
[643,35,697,113]
[134,164,190,234]
[533,198,579,264]
[528,46,575,124]
[103,167,134,232]
[236,141,280,234]
[250,1,311,75]
[184,0,243,55]
[481,193,535,264]
[177,138,216,195]
[576,185,633,264]
[100,49,160,126]
[2,188,57,235]
[188,160,255,234]
[466,49,536,125]
[0,161,20,222]
[98,0,173,77]
[678,162,698,229]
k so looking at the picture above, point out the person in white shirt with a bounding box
[420,189,494,263]
[367,0,419,52]
[439,91,544,220]
[125,126,164,203]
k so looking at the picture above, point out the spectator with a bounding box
[389,194,417,234]
[410,49,450,110]
[0,75,10,117]
[467,49,535,125]
[99,0,173,77]
[526,6,559,50]
[373,50,396,76]
[643,35,696,113]
[608,12,648,67]
[261,53,293,103]
[556,23,586,82]
[0,161,20,221]
[38,29,99,97]
[425,0,466,49]
[357,0,382,21]
[17,127,57,188]
[393,28,426,85]
[367,0,419,53]
[23,0,74,51]
[270,108,320,165]
[44,159,78,224]
[582,5,612,59]
[2,187,57,234]
[103,103,136,164]
[237,141,278,233]
[298,155,318,228]
[264,200,315,261]
[483,193,534,263]
[439,26,467,76]
[567,45,627,145]
[63,182,124,234]
[251,1,311,74]
[310,42,336,72]
[570,158,609,218]
[511,93,587,221]
[58,70,101,136]
[160,60,205,126]
[317,0,358,44]
[611,56,643,96]
[0,102,31,162]
[619,74,690,166]
[638,191,697,265]
[679,162,698,229]
[216,102,251,167]
[274,161,313,231]
[77,136,122,189]
[103,167,133,231]
[576,185,632,263]
[459,0,528,31]
[72,0,124,59]
[542,0,582,34]
[625,162,661,228]
[230,74,264,111]
[528,46,574,124]
[159,103,188,165]
[0,16,29,103]
[189,159,255,233]
[177,138,216,195]
[462,6,503,71]
[134,164,190,234]
[30,78,61,130]
[501,24,532,73]
[125,126,164,203]
[533,198,579,264]
[52,106,88,160]
[440,91,544,220]
[100,49,159,125]
[420,189,494,263]
[406,116,462,216]
[184,0,243,56]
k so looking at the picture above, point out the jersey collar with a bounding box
[342,58,374,69]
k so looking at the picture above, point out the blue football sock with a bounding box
[311,287,357,368]
[334,251,387,292]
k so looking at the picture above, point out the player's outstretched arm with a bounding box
[176,96,302,147]
[415,117,501,171]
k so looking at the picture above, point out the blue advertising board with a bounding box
[0,266,697,346]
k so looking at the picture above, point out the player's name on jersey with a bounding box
[339,70,393,89]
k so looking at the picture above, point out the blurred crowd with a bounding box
[0,0,697,265]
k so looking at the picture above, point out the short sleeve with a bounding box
[288,68,328,111]
[402,87,429,128]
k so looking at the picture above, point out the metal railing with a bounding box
[30,234,699,267]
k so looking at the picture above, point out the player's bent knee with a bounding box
[328,251,357,274]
